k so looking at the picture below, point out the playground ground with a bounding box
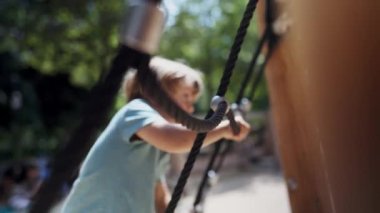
[171,154,291,213]
[52,155,291,213]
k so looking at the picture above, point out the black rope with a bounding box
[195,30,279,213]
[192,139,223,211]
[193,28,270,211]
[165,0,259,212]
[216,0,259,97]
[236,28,270,103]
[192,0,281,209]
[217,44,277,175]
[265,0,279,51]
[213,140,232,173]
[248,48,273,99]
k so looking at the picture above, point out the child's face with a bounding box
[171,82,198,114]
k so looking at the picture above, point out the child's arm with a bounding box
[136,116,250,153]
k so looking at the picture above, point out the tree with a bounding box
[0,0,124,158]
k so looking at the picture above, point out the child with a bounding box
[61,57,250,213]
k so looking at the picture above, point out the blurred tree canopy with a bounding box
[0,0,268,160]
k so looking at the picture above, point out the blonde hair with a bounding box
[123,56,204,101]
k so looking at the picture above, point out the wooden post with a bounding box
[259,0,380,212]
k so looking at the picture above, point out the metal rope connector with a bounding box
[210,96,229,112]
[120,1,165,54]
[207,170,219,187]
[240,97,252,112]
[211,96,242,135]
[234,97,252,113]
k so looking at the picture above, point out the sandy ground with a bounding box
[171,155,292,213]
[51,155,291,213]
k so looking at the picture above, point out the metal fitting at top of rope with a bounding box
[211,96,241,135]
[120,1,165,54]
[230,98,251,124]
[210,96,229,113]
[234,97,252,113]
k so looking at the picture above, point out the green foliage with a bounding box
[0,0,124,88]
[160,0,266,111]
[0,0,269,159]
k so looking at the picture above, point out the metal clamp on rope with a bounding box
[211,96,241,135]
[231,98,252,118]
[120,1,165,54]
[193,204,204,213]
[207,170,219,187]
[210,96,229,113]
[240,98,252,112]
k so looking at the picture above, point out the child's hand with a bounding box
[224,116,251,142]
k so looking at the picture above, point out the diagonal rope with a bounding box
[216,0,259,97]
[218,43,277,174]
[165,0,259,212]
[193,28,270,210]
[236,28,270,103]
[192,0,282,209]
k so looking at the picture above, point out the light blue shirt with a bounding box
[62,99,170,213]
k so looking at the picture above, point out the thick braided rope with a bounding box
[216,0,259,96]
[165,0,259,212]
[193,27,271,209]
[137,61,228,132]
[210,19,280,202]
[165,116,210,213]
[216,45,277,174]
[207,11,279,208]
